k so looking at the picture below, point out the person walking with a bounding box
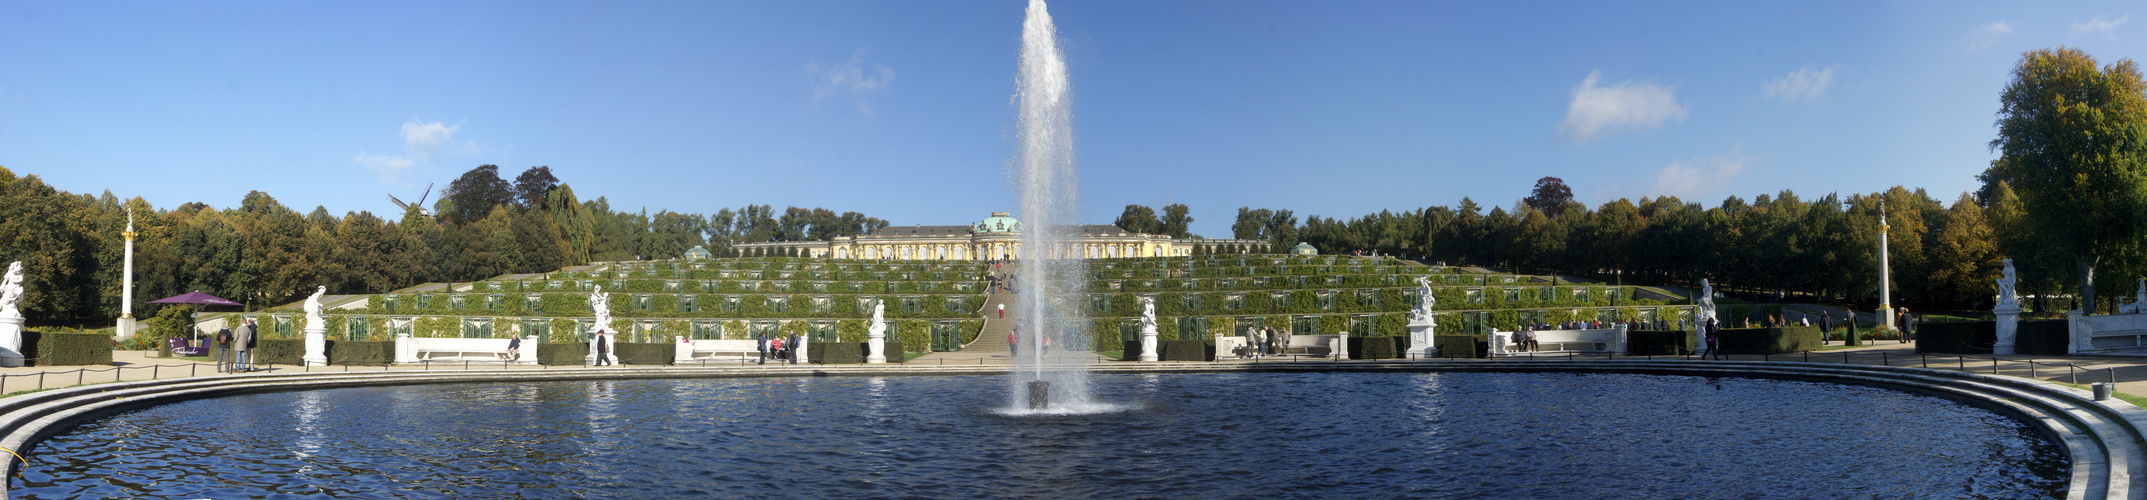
[756,331,769,365]
[507,334,522,362]
[1899,308,1915,343]
[1819,313,1833,345]
[1009,328,1019,358]
[787,332,801,364]
[1704,317,1722,360]
[998,303,1005,319]
[594,332,612,366]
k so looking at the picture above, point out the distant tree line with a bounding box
[0,164,888,321]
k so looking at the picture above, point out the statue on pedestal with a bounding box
[1410,276,1436,324]
[1996,258,2019,310]
[0,262,23,318]
[302,285,328,366]
[1137,296,1159,362]
[866,298,887,363]
[1,262,27,367]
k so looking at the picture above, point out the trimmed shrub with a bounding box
[2018,320,2069,355]
[331,341,395,365]
[1349,336,1402,359]
[539,342,589,365]
[252,339,305,365]
[1159,340,1211,361]
[814,342,865,364]
[25,331,113,366]
[1716,326,1821,354]
[1627,330,1691,355]
[1120,339,1143,361]
[1915,321,1994,354]
[1432,335,1483,358]
[614,343,671,365]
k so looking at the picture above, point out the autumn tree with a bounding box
[1979,47,2147,313]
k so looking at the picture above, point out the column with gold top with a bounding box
[117,207,138,340]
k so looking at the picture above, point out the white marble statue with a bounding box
[0,262,22,317]
[1137,296,1159,362]
[1697,279,1716,320]
[1995,258,2019,310]
[588,285,612,332]
[2122,278,2147,315]
[1139,296,1158,330]
[866,298,887,363]
[1410,276,1436,323]
[303,285,327,327]
[872,298,886,327]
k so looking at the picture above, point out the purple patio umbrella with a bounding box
[149,291,243,340]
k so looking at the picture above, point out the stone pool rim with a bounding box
[0,360,2138,499]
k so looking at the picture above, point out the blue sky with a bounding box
[1,1,2141,238]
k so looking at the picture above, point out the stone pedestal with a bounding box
[393,333,418,364]
[1332,335,1349,359]
[1138,324,1159,362]
[674,336,695,364]
[1994,304,2021,355]
[866,328,887,364]
[1406,319,1436,359]
[115,317,136,341]
[2068,310,2088,355]
[0,312,22,367]
[302,324,327,366]
[796,336,808,364]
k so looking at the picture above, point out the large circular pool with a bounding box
[14,372,2065,498]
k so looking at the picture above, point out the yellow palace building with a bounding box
[733,212,1267,260]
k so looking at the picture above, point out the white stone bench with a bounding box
[673,339,769,362]
[1279,334,1339,357]
[395,336,534,364]
[1489,327,1626,356]
[2068,311,2147,353]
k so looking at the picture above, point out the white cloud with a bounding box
[808,49,896,116]
[1967,21,2012,52]
[2072,15,2129,37]
[1763,66,1837,101]
[355,119,463,183]
[1558,70,1688,144]
[1651,146,1750,200]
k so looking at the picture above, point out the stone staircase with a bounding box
[966,291,1020,353]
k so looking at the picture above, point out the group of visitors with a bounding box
[216,318,259,372]
[756,331,802,365]
[1237,326,1287,358]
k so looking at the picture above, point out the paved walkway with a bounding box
[14,341,2147,399]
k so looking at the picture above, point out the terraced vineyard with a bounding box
[221,258,995,355]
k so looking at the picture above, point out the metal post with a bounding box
[2111,367,2118,386]
[2070,365,2078,385]
[1957,356,1964,371]
[1803,351,1809,363]
[2030,361,2036,379]
[1994,358,2000,375]
[1882,352,1888,366]
[38,372,45,391]
[1844,352,1850,364]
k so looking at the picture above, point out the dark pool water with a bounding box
[14,372,2065,499]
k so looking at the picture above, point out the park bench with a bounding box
[393,336,534,364]
[673,339,771,363]
[1488,327,1626,356]
[2068,311,2147,354]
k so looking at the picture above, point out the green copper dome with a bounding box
[975,212,1022,233]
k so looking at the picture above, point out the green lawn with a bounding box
[2054,382,2147,408]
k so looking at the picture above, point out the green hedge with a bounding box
[252,339,306,365]
[1915,321,1994,354]
[23,331,113,366]
[539,342,589,365]
[1433,335,1483,358]
[812,342,863,363]
[1119,338,1143,361]
[2018,320,2069,355]
[1348,336,1404,359]
[1627,330,1691,355]
[1716,326,1821,354]
[614,343,672,365]
[331,341,396,365]
[1159,340,1211,361]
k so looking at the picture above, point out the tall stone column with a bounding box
[1875,204,1894,334]
[117,213,138,340]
